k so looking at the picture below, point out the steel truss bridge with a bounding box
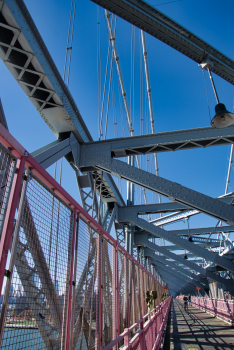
[0,0,234,349]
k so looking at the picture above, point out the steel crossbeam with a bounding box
[153,264,196,294]
[118,196,234,216]
[0,0,125,208]
[143,247,208,288]
[82,126,234,158]
[31,137,71,169]
[132,218,234,274]
[153,265,194,294]
[162,225,234,237]
[162,240,231,250]
[90,0,234,85]
[79,151,234,226]
[134,233,234,294]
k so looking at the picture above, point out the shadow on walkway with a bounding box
[170,299,234,350]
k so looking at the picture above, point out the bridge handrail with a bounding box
[103,296,172,350]
[0,124,168,349]
[176,295,234,325]
[0,123,162,284]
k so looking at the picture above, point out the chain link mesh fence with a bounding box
[0,144,16,237]
[0,174,73,350]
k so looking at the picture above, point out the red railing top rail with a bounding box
[103,297,172,350]
[0,124,163,286]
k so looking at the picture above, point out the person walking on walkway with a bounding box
[183,295,188,310]
[188,294,191,307]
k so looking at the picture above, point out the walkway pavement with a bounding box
[170,299,234,350]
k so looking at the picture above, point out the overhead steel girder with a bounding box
[1,0,92,141]
[133,219,234,274]
[0,0,125,207]
[153,267,194,295]
[84,126,234,158]
[153,265,195,295]
[70,134,125,206]
[78,149,234,226]
[161,240,231,251]
[161,225,234,237]
[134,233,234,293]
[121,197,234,216]
[143,247,208,288]
[152,193,234,226]
[90,0,234,85]
[31,136,71,169]
[77,150,234,272]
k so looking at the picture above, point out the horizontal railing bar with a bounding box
[103,297,172,350]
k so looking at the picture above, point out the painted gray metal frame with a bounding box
[90,0,234,85]
[152,263,195,295]
[143,247,208,288]
[78,149,234,226]
[2,0,233,292]
[83,126,234,158]
[134,233,234,294]
[119,196,234,215]
[1,0,125,208]
[132,218,234,273]
[148,259,203,295]
[162,225,234,237]
[31,138,71,169]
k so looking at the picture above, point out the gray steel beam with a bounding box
[79,150,234,226]
[91,0,234,85]
[162,241,231,251]
[84,126,234,158]
[143,247,208,288]
[70,133,125,206]
[133,219,234,274]
[0,0,125,208]
[134,233,234,293]
[154,266,194,295]
[31,137,71,169]
[129,196,234,216]
[152,193,234,226]
[79,149,234,271]
[2,0,91,142]
[154,267,193,294]
[164,225,234,237]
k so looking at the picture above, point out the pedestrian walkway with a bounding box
[170,299,234,350]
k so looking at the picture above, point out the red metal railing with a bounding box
[177,295,234,325]
[0,124,169,350]
[103,296,172,350]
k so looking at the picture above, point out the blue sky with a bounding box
[1,0,234,239]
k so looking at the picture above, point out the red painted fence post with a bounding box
[139,319,144,349]
[65,208,77,350]
[99,233,103,350]
[0,157,25,295]
[116,246,120,341]
[124,328,129,348]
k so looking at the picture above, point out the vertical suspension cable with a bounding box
[63,0,74,81]
[105,11,150,212]
[97,7,102,138]
[67,0,77,86]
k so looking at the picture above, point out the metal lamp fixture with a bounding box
[207,68,234,128]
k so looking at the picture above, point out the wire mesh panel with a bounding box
[118,250,127,335]
[71,218,98,350]
[0,143,16,237]
[102,238,116,348]
[0,174,73,350]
